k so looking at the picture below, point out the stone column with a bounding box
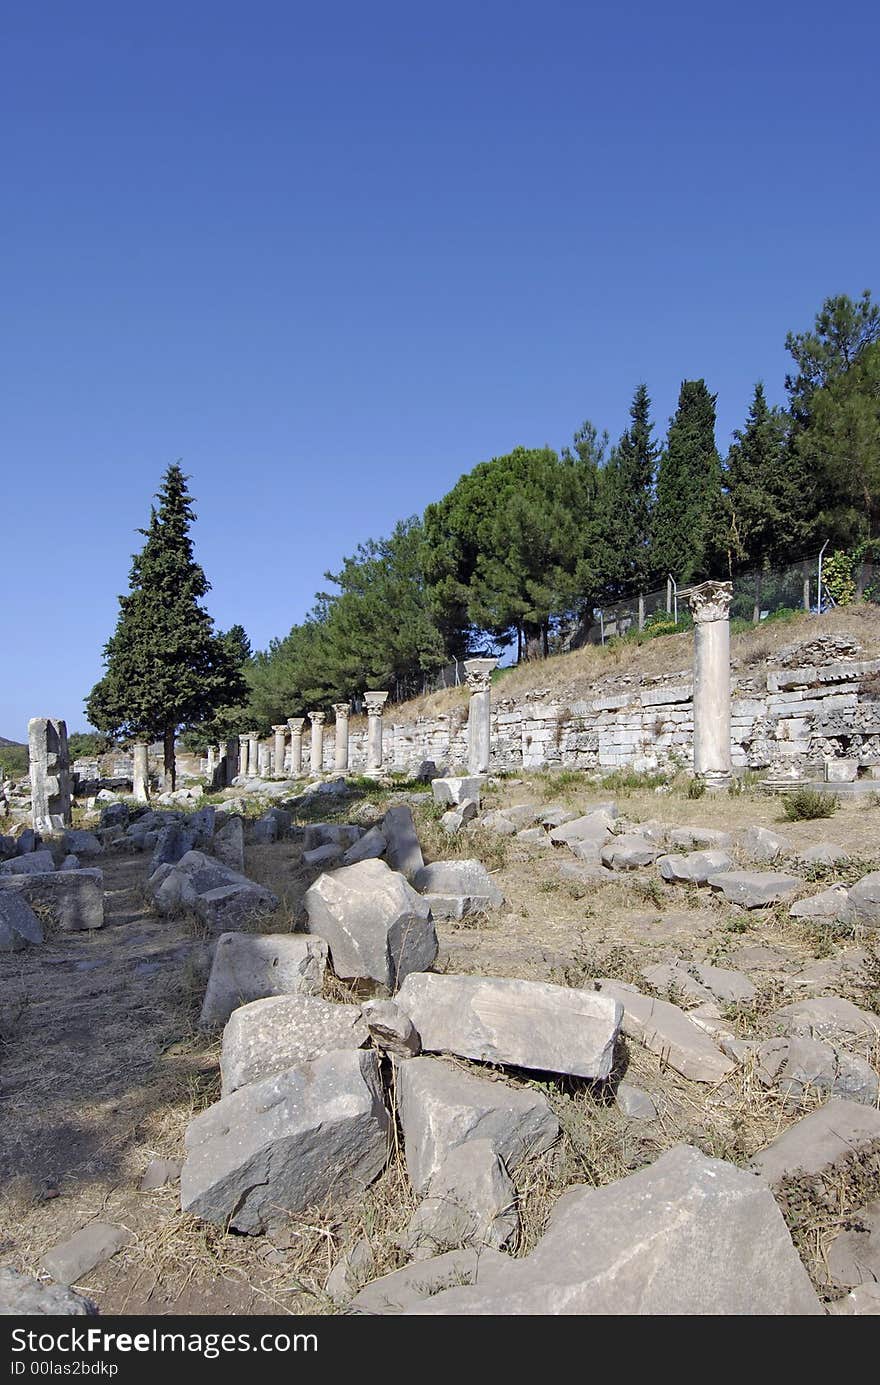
[288,717,305,775]
[247,732,260,778]
[364,691,389,773]
[272,725,288,778]
[258,741,271,778]
[132,742,150,804]
[206,745,216,781]
[333,704,350,772]
[464,659,498,774]
[223,738,238,786]
[237,734,249,781]
[687,580,733,789]
[28,717,72,832]
[308,711,326,776]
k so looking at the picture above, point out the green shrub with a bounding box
[780,787,838,821]
[687,776,706,799]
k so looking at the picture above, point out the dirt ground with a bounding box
[1,773,879,1314]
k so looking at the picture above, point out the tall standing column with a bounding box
[258,741,271,778]
[308,711,326,776]
[272,724,288,778]
[247,731,260,778]
[28,717,72,832]
[132,742,150,803]
[364,691,389,773]
[206,745,216,781]
[333,704,351,772]
[687,580,733,789]
[237,733,249,781]
[464,658,498,775]
[287,717,305,775]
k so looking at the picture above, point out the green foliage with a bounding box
[67,731,113,759]
[652,380,724,585]
[687,776,707,799]
[780,788,839,821]
[822,550,857,607]
[593,384,659,601]
[0,743,28,779]
[722,384,801,573]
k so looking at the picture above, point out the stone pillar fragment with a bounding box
[464,659,498,775]
[687,580,733,789]
[206,745,216,780]
[308,711,326,776]
[247,732,260,778]
[288,718,305,776]
[333,704,350,772]
[258,742,271,778]
[364,691,389,773]
[223,738,238,786]
[272,725,288,778]
[238,734,249,781]
[132,742,150,804]
[28,717,72,832]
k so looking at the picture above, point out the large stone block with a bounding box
[381,805,424,881]
[200,932,328,1027]
[845,871,880,927]
[0,870,103,931]
[403,1139,518,1256]
[0,1267,95,1316]
[0,849,56,875]
[304,858,437,993]
[220,994,368,1094]
[750,1099,880,1186]
[0,891,43,951]
[657,850,734,885]
[180,1049,390,1232]
[396,973,621,1079]
[28,717,71,832]
[431,777,485,808]
[706,870,801,909]
[412,859,504,919]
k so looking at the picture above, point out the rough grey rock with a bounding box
[739,825,793,863]
[41,1223,134,1285]
[432,777,485,808]
[751,1099,880,1186]
[405,1145,823,1315]
[538,806,576,828]
[351,1248,508,1315]
[797,842,850,867]
[193,883,279,932]
[845,871,880,928]
[302,843,345,868]
[139,1157,183,1191]
[396,1056,559,1194]
[61,829,103,858]
[149,850,277,925]
[769,995,880,1044]
[381,805,424,881]
[341,825,387,865]
[149,821,198,874]
[200,931,328,1027]
[615,1082,658,1121]
[601,835,662,871]
[302,823,363,852]
[826,1201,880,1289]
[479,810,517,836]
[790,885,849,919]
[304,858,437,993]
[706,870,801,908]
[501,805,538,828]
[556,861,616,886]
[249,813,280,844]
[657,850,734,885]
[595,980,735,1082]
[60,854,81,871]
[0,870,103,931]
[755,1036,879,1107]
[669,826,733,850]
[550,810,615,858]
[325,1237,375,1303]
[642,960,756,1006]
[0,1267,96,1315]
[404,1139,518,1256]
[99,802,129,829]
[361,998,420,1057]
[212,816,245,872]
[180,1049,390,1233]
[396,972,621,1079]
[412,859,504,919]
[220,993,368,1094]
[0,849,57,874]
[827,1282,880,1314]
[515,826,549,846]
[440,801,478,834]
[0,891,43,951]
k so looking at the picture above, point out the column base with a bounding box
[696,769,733,792]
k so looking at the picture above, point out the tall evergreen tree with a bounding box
[594,384,658,600]
[721,383,796,617]
[86,465,247,787]
[651,380,723,586]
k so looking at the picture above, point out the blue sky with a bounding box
[2,1,878,735]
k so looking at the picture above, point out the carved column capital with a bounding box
[287,718,305,734]
[272,724,287,734]
[687,580,733,623]
[464,657,499,694]
[364,691,389,717]
[333,703,351,721]
[308,710,326,726]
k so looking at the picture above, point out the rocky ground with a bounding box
[1,770,879,1315]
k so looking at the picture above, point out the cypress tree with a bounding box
[595,383,658,599]
[86,465,247,788]
[652,380,723,586]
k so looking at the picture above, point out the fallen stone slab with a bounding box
[302,843,345,868]
[41,1223,134,1285]
[790,885,849,919]
[396,1056,559,1193]
[341,825,387,865]
[396,973,621,1079]
[149,850,277,922]
[149,821,198,873]
[845,871,880,928]
[669,826,734,850]
[0,870,104,932]
[325,1237,375,1303]
[768,995,880,1044]
[351,1248,509,1315]
[797,842,850,867]
[827,1282,880,1315]
[615,1082,658,1121]
[657,850,734,885]
[538,806,576,828]
[0,1267,96,1316]
[0,849,57,875]
[595,980,735,1083]
[406,1144,822,1315]
[642,960,756,1006]
[479,810,517,836]
[412,859,504,919]
[739,825,793,863]
[550,810,615,855]
[501,805,538,828]
[556,861,616,886]
[825,1200,880,1290]
[403,1139,518,1257]
[361,998,420,1057]
[706,870,801,909]
[0,891,43,951]
[302,823,363,852]
[211,816,245,872]
[516,827,550,846]
[750,1099,880,1187]
[601,835,661,871]
[193,883,279,932]
[181,1049,390,1233]
[440,801,478,834]
[200,931,328,1027]
[756,1036,879,1107]
[220,993,368,1094]
[381,805,424,881]
[304,858,437,993]
[61,829,104,859]
[139,1157,183,1191]
[432,777,485,808]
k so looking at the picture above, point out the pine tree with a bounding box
[721,384,794,617]
[86,465,247,788]
[652,380,723,586]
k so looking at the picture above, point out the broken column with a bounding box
[308,711,325,776]
[237,734,249,781]
[132,742,150,803]
[288,718,305,776]
[258,741,271,778]
[333,704,350,773]
[272,725,287,778]
[28,718,72,832]
[364,692,389,773]
[247,732,260,778]
[206,745,216,781]
[464,659,498,775]
[688,580,733,790]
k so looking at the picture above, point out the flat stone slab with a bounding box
[396,972,621,1079]
[200,932,328,1027]
[669,826,733,850]
[341,825,387,865]
[0,870,104,931]
[797,842,850,867]
[642,961,755,1006]
[768,995,880,1044]
[431,777,485,808]
[396,1056,559,1193]
[755,1036,878,1107]
[790,885,849,919]
[738,825,793,863]
[406,1145,822,1315]
[412,859,504,919]
[381,805,424,881]
[657,850,734,885]
[351,1248,509,1315]
[220,993,368,1094]
[181,1049,390,1233]
[0,849,57,874]
[41,1223,134,1285]
[615,1082,658,1121]
[706,871,801,908]
[601,835,662,871]
[845,871,880,927]
[549,809,615,851]
[403,1138,518,1256]
[751,1099,880,1186]
[0,1267,96,1316]
[595,980,735,1083]
[0,891,44,951]
[302,823,363,851]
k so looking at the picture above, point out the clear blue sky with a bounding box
[2,1,878,736]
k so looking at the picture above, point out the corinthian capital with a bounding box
[332,703,351,721]
[364,691,389,717]
[287,718,305,735]
[464,657,499,693]
[687,580,733,623]
[308,710,326,726]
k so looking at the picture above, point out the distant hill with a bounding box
[0,735,25,749]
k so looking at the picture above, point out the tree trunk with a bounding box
[752,570,762,625]
[163,725,176,792]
